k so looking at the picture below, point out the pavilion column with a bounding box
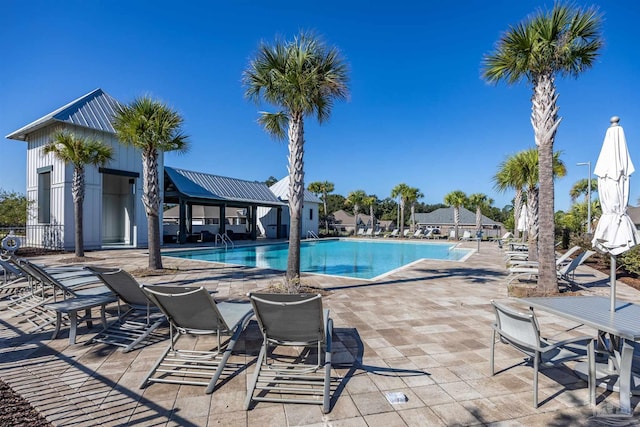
[178,199,187,244]
[220,204,227,235]
[276,207,283,239]
[250,206,257,240]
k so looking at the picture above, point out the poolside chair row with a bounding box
[2,256,336,413]
[0,257,111,332]
[501,243,595,288]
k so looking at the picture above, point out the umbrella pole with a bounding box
[610,255,616,312]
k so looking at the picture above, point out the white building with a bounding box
[6,89,152,250]
[257,177,321,239]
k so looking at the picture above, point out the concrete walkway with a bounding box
[1,241,639,426]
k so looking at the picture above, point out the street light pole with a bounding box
[577,161,592,234]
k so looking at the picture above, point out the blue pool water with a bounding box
[165,239,471,280]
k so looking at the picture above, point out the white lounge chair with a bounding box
[386,229,399,238]
[506,250,596,287]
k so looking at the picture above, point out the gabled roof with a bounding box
[269,176,322,204]
[415,206,501,226]
[6,88,120,141]
[165,166,285,207]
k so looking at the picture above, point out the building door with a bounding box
[102,173,135,245]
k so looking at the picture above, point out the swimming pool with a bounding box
[165,239,472,280]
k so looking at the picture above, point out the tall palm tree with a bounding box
[444,190,467,240]
[468,193,494,234]
[406,187,424,232]
[483,4,602,292]
[494,154,526,239]
[308,181,334,234]
[43,130,113,258]
[345,190,367,234]
[112,97,189,270]
[391,183,419,235]
[364,195,377,231]
[244,32,349,289]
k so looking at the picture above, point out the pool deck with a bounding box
[1,240,639,426]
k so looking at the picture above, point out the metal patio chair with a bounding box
[84,266,166,352]
[244,293,334,413]
[140,285,254,393]
[490,300,592,407]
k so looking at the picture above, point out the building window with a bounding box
[309,209,313,220]
[38,170,51,223]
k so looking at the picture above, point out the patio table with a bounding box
[521,295,640,414]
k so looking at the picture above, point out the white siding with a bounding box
[24,123,152,249]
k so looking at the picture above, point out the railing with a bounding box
[215,232,234,249]
[0,225,65,250]
[306,230,319,239]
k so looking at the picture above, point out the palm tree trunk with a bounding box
[532,74,561,292]
[286,114,304,290]
[454,206,460,239]
[513,188,523,239]
[142,149,163,270]
[526,190,539,262]
[354,206,359,233]
[72,167,84,258]
[323,193,329,234]
[411,204,416,231]
[370,205,375,231]
[399,201,405,235]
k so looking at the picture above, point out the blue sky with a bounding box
[2,0,639,212]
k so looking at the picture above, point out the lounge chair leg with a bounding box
[244,342,267,410]
[490,330,496,375]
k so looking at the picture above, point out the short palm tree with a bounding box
[508,149,566,261]
[244,32,349,290]
[570,178,598,203]
[112,97,189,270]
[345,190,367,234]
[468,193,493,234]
[43,130,113,257]
[483,4,602,292]
[494,154,526,239]
[444,190,467,240]
[308,181,335,234]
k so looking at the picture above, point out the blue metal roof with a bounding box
[6,88,120,140]
[165,166,285,206]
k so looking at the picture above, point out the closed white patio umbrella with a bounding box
[517,204,529,239]
[591,116,638,311]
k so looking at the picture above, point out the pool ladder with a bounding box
[306,230,320,240]
[215,232,235,249]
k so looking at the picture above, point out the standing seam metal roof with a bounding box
[6,88,120,140]
[165,166,285,206]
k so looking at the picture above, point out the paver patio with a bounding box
[1,240,639,426]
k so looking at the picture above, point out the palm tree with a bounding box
[243,32,349,289]
[570,178,598,203]
[406,187,424,232]
[468,193,494,234]
[112,97,189,270]
[43,131,113,257]
[444,190,467,240]
[507,149,566,261]
[308,181,334,234]
[345,190,367,234]
[494,155,526,239]
[390,183,416,236]
[364,195,377,231]
[483,4,602,292]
